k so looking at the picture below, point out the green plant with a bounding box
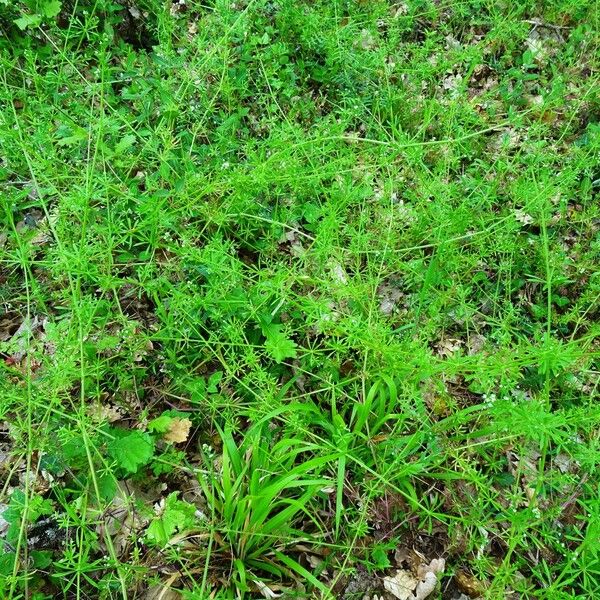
[0,0,599,597]
[196,416,336,596]
[11,1,62,31]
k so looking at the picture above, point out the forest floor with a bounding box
[0,1,599,599]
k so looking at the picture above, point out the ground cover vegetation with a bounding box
[0,0,599,598]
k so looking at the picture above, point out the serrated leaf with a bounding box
[371,546,391,569]
[264,329,298,363]
[14,14,42,30]
[56,133,87,147]
[55,124,88,146]
[62,435,88,468]
[42,0,62,17]
[107,430,154,474]
[31,550,53,568]
[149,412,192,444]
[4,491,53,545]
[146,493,196,546]
[207,370,223,392]
[0,552,16,577]
[261,322,298,363]
[114,133,136,155]
[96,474,117,502]
[148,415,172,434]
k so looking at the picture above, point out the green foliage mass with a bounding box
[0,0,598,598]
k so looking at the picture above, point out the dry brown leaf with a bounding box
[358,29,376,50]
[514,209,534,225]
[436,338,463,357]
[329,261,349,285]
[164,418,192,444]
[415,572,438,600]
[416,559,445,600]
[144,574,181,600]
[384,558,445,600]
[455,570,485,597]
[253,579,281,599]
[96,482,141,557]
[30,206,59,246]
[554,453,573,474]
[0,313,21,342]
[383,570,418,600]
[417,558,445,580]
[88,403,123,423]
[467,334,486,355]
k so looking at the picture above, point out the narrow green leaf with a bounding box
[273,550,333,598]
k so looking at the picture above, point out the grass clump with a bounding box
[0,0,599,598]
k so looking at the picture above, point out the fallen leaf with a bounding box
[417,558,445,600]
[384,558,445,600]
[554,453,573,474]
[378,282,404,316]
[88,403,123,423]
[329,261,349,285]
[358,29,376,50]
[144,574,181,600]
[467,334,486,355]
[514,209,534,225]
[30,206,59,246]
[393,3,409,17]
[417,558,445,579]
[144,586,181,600]
[254,579,281,598]
[455,570,485,597]
[415,572,438,600]
[436,338,463,357]
[383,570,418,600]
[164,418,192,444]
[442,73,463,98]
[96,482,146,557]
[7,316,46,362]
